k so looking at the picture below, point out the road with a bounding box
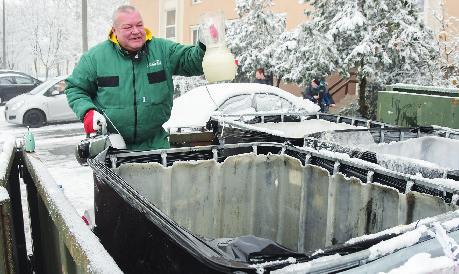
[0,106,94,215]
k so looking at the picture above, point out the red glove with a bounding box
[83,110,106,134]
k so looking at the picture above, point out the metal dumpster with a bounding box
[377,83,459,128]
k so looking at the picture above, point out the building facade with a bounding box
[423,0,459,35]
[130,0,312,44]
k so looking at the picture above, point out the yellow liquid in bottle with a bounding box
[202,45,237,83]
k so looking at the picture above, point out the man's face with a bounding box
[255,71,264,79]
[113,11,146,52]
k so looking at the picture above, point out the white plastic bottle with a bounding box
[200,12,237,83]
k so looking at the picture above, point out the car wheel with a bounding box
[23,109,46,128]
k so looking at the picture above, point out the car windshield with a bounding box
[28,78,60,95]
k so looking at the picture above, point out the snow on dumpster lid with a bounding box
[386,83,459,97]
[214,115,364,139]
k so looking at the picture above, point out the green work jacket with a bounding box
[65,29,205,150]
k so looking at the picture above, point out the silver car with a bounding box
[4,76,77,127]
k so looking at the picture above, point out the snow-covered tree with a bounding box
[304,0,442,118]
[172,75,208,98]
[3,1,30,70]
[226,0,285,82]
[26,0,73,78]
[268,23,339,86]
[88,0,128,47]
[2,1,127,78]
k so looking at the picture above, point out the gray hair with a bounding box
[112,5,138,26]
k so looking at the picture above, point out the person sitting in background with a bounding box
[303,79,321,103]
[318,80,335,113]
[303,79,335,112]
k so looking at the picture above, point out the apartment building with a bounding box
[423,0,459,35]
[129,0,311,44]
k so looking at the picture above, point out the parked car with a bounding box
[163,83,320,132]
[4,76,78,127]
[0,71,42,104]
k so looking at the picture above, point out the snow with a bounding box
[318,130,376,147]
[217,117,285,136]
[382,253,457,274]
[227,0,286,79]
[367,136,459,171]
[0,134,16,179]
[346,216,437,245]
[249,120,361,138]
[4,0,127,78]
[411,175,459,192]
[369,225,429,260]
[270,254,341,273]
[249,257,296,274]
[311,249,324,256]
[442,218,459,232]
[271,261,312,274]
[0,106,92,215]
[311,131,459,179]
[33,135,94,215]
[0,187,10,203]
[389,83,459,94]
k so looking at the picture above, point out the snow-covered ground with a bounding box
[0,106,93,215]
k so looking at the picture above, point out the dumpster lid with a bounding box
[386,83,459,97]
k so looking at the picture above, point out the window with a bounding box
[0,76,14,85]
[218,95,254,114]
[191,26,199,45]
[192,0,202,4]
[166,9,176,40]
[14,76,34,85]
[253,93,293,112]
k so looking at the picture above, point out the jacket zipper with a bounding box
[132,61,138,143]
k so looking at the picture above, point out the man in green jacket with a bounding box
[65,5,206,150]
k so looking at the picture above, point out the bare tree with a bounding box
[432,0,459,81]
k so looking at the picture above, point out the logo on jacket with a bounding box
[148,60,162,67]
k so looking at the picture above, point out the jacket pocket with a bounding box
[97,76,119,87]
[147,71,166,84]
[145,70,170,105]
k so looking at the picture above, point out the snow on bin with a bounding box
[207,113,392,147]
[209,113,459,181]
[89,143,459,273]
[306,127,459,181]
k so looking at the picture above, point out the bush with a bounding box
[172,75,208,98]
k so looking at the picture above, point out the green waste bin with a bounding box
[377,84,459,129]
